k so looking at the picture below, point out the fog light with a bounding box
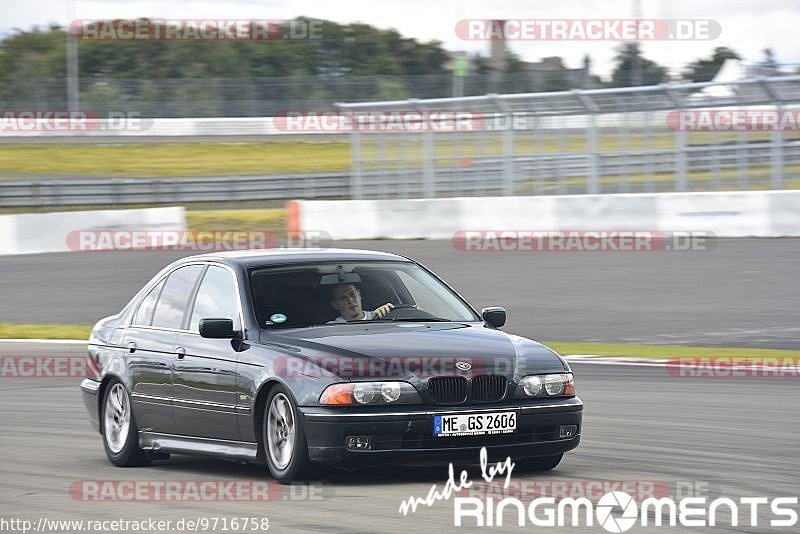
[346,435,372,450]
[558,425,577,438]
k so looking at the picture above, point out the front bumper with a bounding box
[300,397,582,466]
[80,378,101,433]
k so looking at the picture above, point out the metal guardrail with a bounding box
[0,173,350,208]
[338,76,800,197]
[3,77,800,205]
[5,137,800,208]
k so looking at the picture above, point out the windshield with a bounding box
[250,261,479,328]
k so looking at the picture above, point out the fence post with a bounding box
[350,126,363,199]
[491,95,515,195]
[675,128,688,192]
[772,102,784,190]
[423,130,435,198]
[760,80,784,190]
[664,85,687,192]
[502,119,514,195]
[575,90,599,194]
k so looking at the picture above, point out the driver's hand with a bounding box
[372,303,395,319]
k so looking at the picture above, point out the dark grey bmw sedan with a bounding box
[80,249,582,483]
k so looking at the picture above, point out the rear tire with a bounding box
[262,385,312,483]
[101,379,151,467]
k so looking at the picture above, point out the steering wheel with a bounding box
[381,304,438,320]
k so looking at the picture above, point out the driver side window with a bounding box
[188,266,240,332]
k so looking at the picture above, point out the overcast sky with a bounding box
[3,0,798,78]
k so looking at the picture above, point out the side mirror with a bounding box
[481,307,506,328]
[199,318,235,339]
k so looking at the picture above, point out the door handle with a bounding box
[176,346,186,359]
[128,342,137,353]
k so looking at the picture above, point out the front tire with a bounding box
[263,385,312,483]
[101,379,150,467]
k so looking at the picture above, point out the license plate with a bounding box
[433,411,517,437]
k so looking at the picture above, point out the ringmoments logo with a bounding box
[398,448,799,531]
[452,493,799,530]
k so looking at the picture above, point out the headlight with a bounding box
[521,375,542,396]
[353,383,377,404]
[320,381,421,405]
[515,373,575,398]
[544,374,564,395]
[380,382,402,402]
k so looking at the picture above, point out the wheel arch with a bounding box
[97,373,126,428]
[252,378,287,461]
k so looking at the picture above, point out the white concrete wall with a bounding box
[0,207,186,255]
[289,191,800,239]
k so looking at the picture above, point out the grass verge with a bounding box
[0,323,92,340]
[543,342,798,360]
[186,208,286,233]
[0,324,795,362]
[0,140,351,177]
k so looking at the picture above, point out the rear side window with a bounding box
[133,278,165,326]
[189,266,239,332]
[151,265,204,329]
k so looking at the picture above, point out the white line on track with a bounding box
[0,339,87,345]
[564,355,800,371]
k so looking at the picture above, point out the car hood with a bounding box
[261,322,567,380]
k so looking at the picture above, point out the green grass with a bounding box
[0,323,796,363]
[2,130,799,180]
[543,342,798,360]
[0,323,92,340]
[186,208,286,233]
[0,140,351,177]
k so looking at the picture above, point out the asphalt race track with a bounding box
[0,341,797,533]
[0,238,798,532]
[0,238,798,348]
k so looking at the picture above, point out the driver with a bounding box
[329,283,394,323]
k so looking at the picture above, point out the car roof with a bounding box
[181,248,412,268]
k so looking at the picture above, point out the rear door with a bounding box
[172,264,243,440]
[126,264,204,433]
